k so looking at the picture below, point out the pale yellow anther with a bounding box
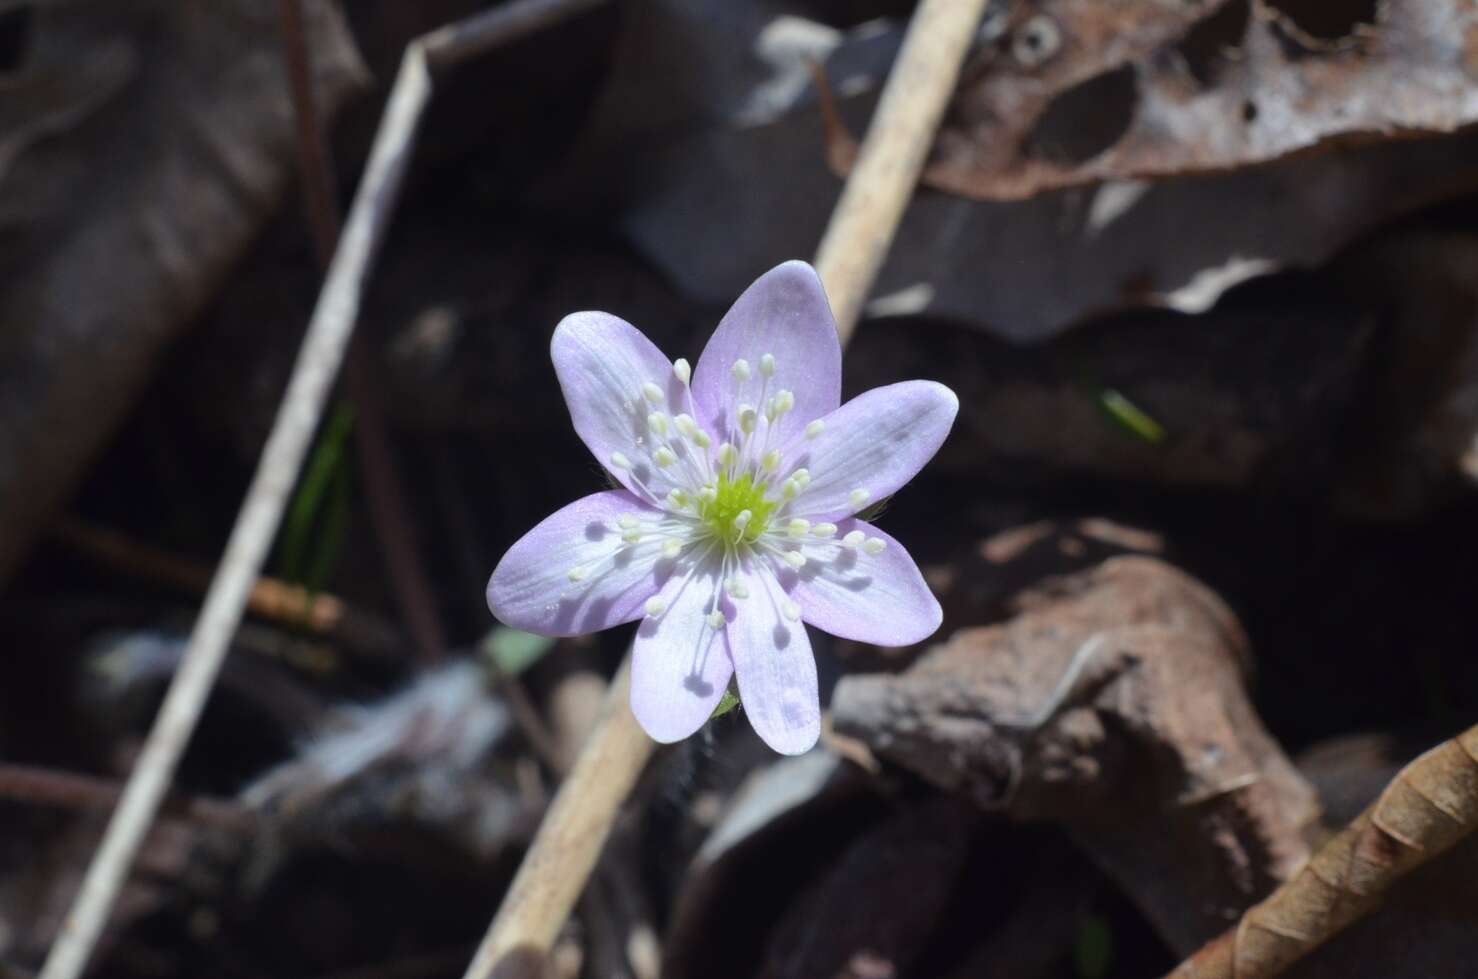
[783,551,806,570]
[674,413,699,438]
[610,451,632,470]
[699,485,718,503]
[724,578,749,599]
[848,488,870,510]
[707,610,727,629]
[567,566,590,582]
[760,353,775,377]
[642,381,665,404]
[618,515,638,530]
[693,430,712,449]
[653,447,677,468]
[781,479,798,499]
[673,358,692,385]
[738,404,758,434]
[732,359,751,382]
[647,412,669,436]
[717,443,737,468]
[805,419,825,439]
[762,449,781,472]
[842,530,866,548]
[772,390,794,418]
[781,599,801,621]
[786,518,810,538]
[810,522,838,538]
[662,539,682,559]
[791,467,811,487]
[734,509,753,531]
[622,528,642,543]
[862,537,887,556]
[645,596,667,617]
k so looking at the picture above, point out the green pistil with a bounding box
[699,472,777,546]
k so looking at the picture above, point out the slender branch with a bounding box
[37,35,433,979]
[278,0,446,663]
[36,3,620,976]
[812,0,989,342]
[0,762,253,833]
[457,2,987,976]
[1165,723,1478,979]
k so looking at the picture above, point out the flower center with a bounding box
[698,472,777,547]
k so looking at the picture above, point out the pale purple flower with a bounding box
[486,261,957,754]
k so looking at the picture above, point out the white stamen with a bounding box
[647,412,668,436]
[717,443,737,468]
[673,358,691,385]
[842,530,866,548]
[862,537,887,555]
[622,528,642,543]
[724,578,749,599]
[781,599,801,621]
[642,381,665,405]
[781,478,799,499]
[666,488,688,509]
[848,488,871,509]
[645,596,667,617]
[770,390,794,419]
[762,449,781,471]
[693,430,712,449]
[733,509,752,531]
[732,359,751,382]
[698,485,718,504]
[707,610,726,629]
[810,522,837,538]
[662,539,682,559]
[617,515,638,530]
[737,404,758,434]
[653,447,677,468]
[760,353,775,377]
[609,451,632,470]
[783,551,806,569]
[786,518,811,538]
[567,566,590,582]
[791,468,811,487]
[805,419,825,439]
[674,413,699,438]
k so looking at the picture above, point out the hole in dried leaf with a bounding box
[0,2,35,74]
[1241,99,1258,123]
[1265,0,1378,41]
[1024,65,1137,166]
[1177,0,1250,86]
[1012,14,1061,68]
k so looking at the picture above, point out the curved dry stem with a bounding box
[1167,723,1478,979]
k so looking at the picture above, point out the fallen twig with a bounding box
[813,0,990,342]
[1165,723,1478,979]
[0,762,253,833]
[457,1,989,976]
[278,0,446,664]
[35,0,617,973]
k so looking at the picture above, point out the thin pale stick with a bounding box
[813,0,989,342]
[458,2,985,975]
[37,2,616,975]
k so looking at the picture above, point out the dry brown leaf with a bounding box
[843,0,1478,200]
[1167,724,1478,979]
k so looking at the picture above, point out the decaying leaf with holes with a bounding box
[837,0,1478,200]
[830,556,1320,956]
[1166,723,1478,979]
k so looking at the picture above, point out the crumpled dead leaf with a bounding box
[889,0,1478,201]
[832,556,1320,955]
